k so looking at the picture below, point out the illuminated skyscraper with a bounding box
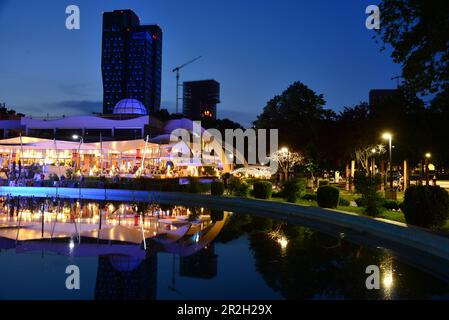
[101,10,162,114]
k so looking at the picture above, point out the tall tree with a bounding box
[376,0,449,107]
[253,81,334,156]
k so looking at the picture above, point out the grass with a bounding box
[378,210,406,223]
[226,187,448,233]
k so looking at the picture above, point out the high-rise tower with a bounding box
[101,10,162,114]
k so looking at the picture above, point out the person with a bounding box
[432,175,437,186]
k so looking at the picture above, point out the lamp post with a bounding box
[425,153,431,186]
[382,133,393,190]
[72,134,84,173]
[371,148,377,177]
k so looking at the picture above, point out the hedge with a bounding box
[282,179,306,203]
[402,186,449,228]
[317,186,340,209]
[253,181,273,199]
[211,181,225,196]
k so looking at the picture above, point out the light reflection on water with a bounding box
[0,205,448,300]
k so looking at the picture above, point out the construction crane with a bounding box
[172,56,202,114]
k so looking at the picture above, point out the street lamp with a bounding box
[371,148,377,177]
[382,132,393,190]
[72,134,84,173]
[425,152,431,186]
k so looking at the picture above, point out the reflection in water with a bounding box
[0,205,449,300]
[180,244,218,279]
[220,213,449,300]
[380,252,395,299]
[94,251,157,300]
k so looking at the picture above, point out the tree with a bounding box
[253,81,335,153]
[269,149,304,179]
[355,145,386,175]
[376,1,449,107]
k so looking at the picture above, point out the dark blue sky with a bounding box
[0,0,399,127]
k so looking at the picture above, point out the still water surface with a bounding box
[0,210,448,300]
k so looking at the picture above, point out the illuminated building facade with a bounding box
[101,9,162,114]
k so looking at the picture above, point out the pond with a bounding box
[0,202,448,300]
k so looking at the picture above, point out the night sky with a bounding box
[0,0,399,127]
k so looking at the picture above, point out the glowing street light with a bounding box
[425,152,432,186]
[72,134,84,172]
[382,132,393,191]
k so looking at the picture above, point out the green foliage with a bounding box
[271,191,283,198]
[301,193,317,201]
[402,186,449,228]
[229,178,250,197]
[317,186,339,209]
[187,178,211,194]
[211,181,225,196]
[318,180,329,188]
[234,181,250,197]
[354,172,383,216]
[228,177,250,197]
[253,181,273,199]
[354,197,365,207]
[282,179,306,203]
[339,198,350,206]
[376,1,449,103]
[253,81,332,151]
[382,199,401,211]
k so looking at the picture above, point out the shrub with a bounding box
[282,179,306,203]
[253,181,273,199]
[228,177,241,195]
[271,191,283,198]
[301,193,317,201]
[354,172,383,217]
[402,186,449,228]
[382,199,401,211]
[354,197,365,207]
[211,181,225,196]
[234,181,250,197]
[339,198,350,206]
[228,177,250,197]
[318,179,329,188]
[317,186,340,209]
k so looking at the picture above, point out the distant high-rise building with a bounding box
[369,89,401,109]
[101,9,162,114]
[183,80,220,120]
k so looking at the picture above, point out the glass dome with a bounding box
[113,99,148,115]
